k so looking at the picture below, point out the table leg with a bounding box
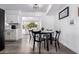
[46,39,49,51]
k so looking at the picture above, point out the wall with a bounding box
[54,4,79,53]
[40,16,55,30]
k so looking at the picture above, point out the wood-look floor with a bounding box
[0,34,76,54]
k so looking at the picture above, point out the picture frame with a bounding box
[59,6,69,20]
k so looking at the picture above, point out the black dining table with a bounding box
[40,31,54,51]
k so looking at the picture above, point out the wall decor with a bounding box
[59,7,69,20]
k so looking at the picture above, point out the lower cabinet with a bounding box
[5,29,21,41]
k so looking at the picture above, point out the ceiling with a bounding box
[0,4,66,15]
[0,4,49,12]
[47,4,66,15]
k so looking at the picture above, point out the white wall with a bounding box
[40,16,55,30]
[54,4,79,53]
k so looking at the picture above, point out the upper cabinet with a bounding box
[6,15,21,23]
[5,10,22,24]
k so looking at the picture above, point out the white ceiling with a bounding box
[0,4,66,15]
[0,4,49,12]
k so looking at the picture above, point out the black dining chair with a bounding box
[52,30,61,52]
[41,31,54,51]
[43,34,50,51]
[32,30,46,53]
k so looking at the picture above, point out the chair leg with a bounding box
[55,40,57,52]
[57,40,60,48]
[52,37,54,46]
[44,40,45,48]
[39,42,41,54]
[33,40,35,51]
[46,39,49,51]
[50,34,52,44]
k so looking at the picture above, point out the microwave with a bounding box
[11,25,16,29]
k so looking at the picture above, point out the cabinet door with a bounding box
[7,15,18,23]
[10,30,16,40]
[0,9,5,51]
[5,31,10,40]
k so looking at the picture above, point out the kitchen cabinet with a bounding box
[6,15,21,23]
[5,29,21,41]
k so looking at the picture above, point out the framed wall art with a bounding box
[59,7,69,20]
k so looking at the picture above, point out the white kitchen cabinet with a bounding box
[6,15,21,23]
[5,30,10,40]
[5,29,21,41]
[10,30,17,40]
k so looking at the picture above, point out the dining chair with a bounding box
[32,30,46,53]
[43,34,50,51]
[28,30,33,42]
[41,31,54,51]
[53,30,61,52]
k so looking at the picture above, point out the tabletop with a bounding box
[41,30,54,34]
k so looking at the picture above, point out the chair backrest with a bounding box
[55,30,61,40]
[32,30,41,35]
[42,33,50,39]
[32,30,41,40]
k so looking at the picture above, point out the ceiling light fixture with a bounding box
[33,4,39,9]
